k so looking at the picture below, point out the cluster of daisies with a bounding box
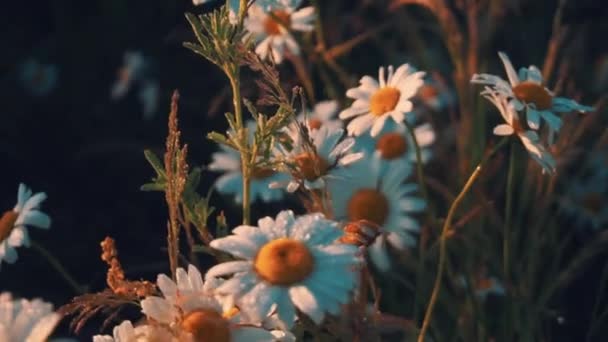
[210,60,436,271]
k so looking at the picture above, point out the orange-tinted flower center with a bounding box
[339,220,382,246]
[0,210,18,242]
[254,238,315,286]
[294,152,329,181]
[369,87,401,116]
[263,10,291,36]
[181,309,231,342]
[475,277,494,291]
[251,166,275,180]
[582,192,603,214]
[376,132,407,160]
[347,189,389,226]
[418,84,439,102]
[512,81,552,110]
[308,119,323,130]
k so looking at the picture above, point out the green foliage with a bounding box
[183,7,250,73]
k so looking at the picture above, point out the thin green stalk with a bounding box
[403,120,433,218]
[31,241,85,294]
[418,137,508,342]
[503,141,516,341]
[227,72,251,225]
[403,119,434,322]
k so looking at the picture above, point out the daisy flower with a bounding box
[296,100,342,132]
[209,121,289,203]
[244,0,315,63]
[415,78,456,112]
[93,320,175,342]
[0,292,61,342]
[352,122,435,173]
[275,124,363,192]
[481,87,556,174]
[472,51,593,132]
[205,210,361,329]
[0,183,51,266]
[111,51,147,100]
[559,154,608,230]
[327,155,425,271]
[339,64,425,137]
[141,265,278,341]
[459,275,505,300]
[111,51,159,119]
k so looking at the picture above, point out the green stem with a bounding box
[31,241,85,294]
[418,137,508,342]
[228,71,250,225]
[403,119,433,322]
[403,120,432,217]
[503,141,516,341]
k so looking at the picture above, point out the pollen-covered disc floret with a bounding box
[276,124,363,192]
[339,63,425,137]
[472,51,593,134]
[0,292,61,342]
[0,183,51,266]
[140,265,277,342]
[245,0,315,64]
[206,210,361,329]
[327,155,425,271]
[209,120,289,203]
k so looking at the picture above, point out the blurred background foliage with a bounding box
[1,0,607,340]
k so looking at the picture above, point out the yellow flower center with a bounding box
[250,166,275,180]
[294,152,329,181]
[263,10,291,36]
[254,238,315,286]
[308,119,323,130]
[512,81,552,110]
[181,309,231,342]
[582,192,603,214]
[347,189,389,226]
[0,210,19,243]
[369,87,401,116]
[375,132,407,160]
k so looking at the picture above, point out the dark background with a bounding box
[1,0,607,340]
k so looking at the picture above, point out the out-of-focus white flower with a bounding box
[339,64,425,137]
[274,124,363,192]
[206,210,361,329]
[296,100,342,132]
[0,292,60,342]
[415,79,456,112]
[472,52,593,133]
[0,183,51,266]
[111,51,159,120]
[327,155,424,271]
[244,0,314,63]
[352,122,435,174]
[209,121,289,203]
[92,320,175,342]
[141,265,278,341]
[481,87,556,174]
[18,58,58,97]
[459,275,505,300]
